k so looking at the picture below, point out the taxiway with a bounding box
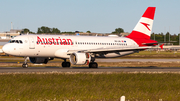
[0,67,180,73]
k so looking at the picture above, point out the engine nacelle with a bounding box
[70,53,91,65]
[29,57,49,64]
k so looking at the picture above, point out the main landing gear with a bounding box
[89,62,98,68]
[62,59,71,68]
[22,57,28,68]
[89,57,98,68]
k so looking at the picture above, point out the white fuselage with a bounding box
[3,35,139,58]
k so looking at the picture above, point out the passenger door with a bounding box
[28,37,35,49]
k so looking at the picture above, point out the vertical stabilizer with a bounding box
[127,7,156,39]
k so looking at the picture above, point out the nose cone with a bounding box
[0,49,3,53]
[2,44,10,54]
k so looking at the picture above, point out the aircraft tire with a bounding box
[62,62,71,68]
[22,64,28,68]
[66,62,71,67]
[89,62,98,68]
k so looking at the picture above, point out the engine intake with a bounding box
[29,57,49,64]
[70,53,91,65]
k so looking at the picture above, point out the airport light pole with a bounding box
[169,33,170,42]
[164,27,166,43]
[179,34,180,45]
[179,27,180,45]
[169,27,170,42]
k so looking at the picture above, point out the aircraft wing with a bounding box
[68,46,152,53]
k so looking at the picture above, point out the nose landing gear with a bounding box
[22,57,28,68]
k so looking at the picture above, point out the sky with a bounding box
[0,0,180,34]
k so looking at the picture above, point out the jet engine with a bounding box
[29,57,49,64]
[70,53,91,65]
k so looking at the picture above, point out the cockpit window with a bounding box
[10,40,15,43]
[9,40,23,44]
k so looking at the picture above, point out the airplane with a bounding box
[2,7,158,68]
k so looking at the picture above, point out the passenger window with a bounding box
[19,40,23,43]
[15,40,19,43]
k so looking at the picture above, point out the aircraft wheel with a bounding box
[66,62,71,67]
[62,62,71,68]
[89,62,98,68]
[22,63,28,68]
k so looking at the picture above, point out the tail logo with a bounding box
[140,22,150,31]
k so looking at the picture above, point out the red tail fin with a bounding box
[126,7,157,47]
[127,7,156,39]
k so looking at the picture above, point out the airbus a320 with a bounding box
[2,7,159,68]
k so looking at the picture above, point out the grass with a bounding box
[0,73,180,100]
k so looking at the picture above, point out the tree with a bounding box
[112,28,124,34]
[166,32,170,42]
[37,26,61,34]
[22,28,35,34]
[38,26,51,33]
[22,28,30,33]
[86,31,91,33]
[52,28,60,33]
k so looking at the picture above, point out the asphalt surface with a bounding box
[96,59,180,62]
[1,58,180,62]
[0,67,180,73]
[1,59,180,73]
